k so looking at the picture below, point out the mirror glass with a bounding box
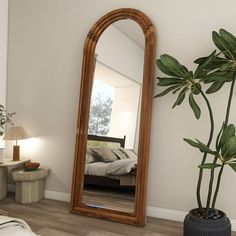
[82,19,144,213]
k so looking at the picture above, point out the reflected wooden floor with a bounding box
[82,187,135,212]
[0,194,235,236]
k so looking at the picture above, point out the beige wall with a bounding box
[0,0,8,148]
[0,0,8,106]
[6,0,236,221]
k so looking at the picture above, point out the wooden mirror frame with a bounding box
[71,8,156,226]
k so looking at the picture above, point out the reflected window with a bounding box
[88,80,114,136]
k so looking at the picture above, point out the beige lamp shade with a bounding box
[3,126,30,140]
[3,126,30,161]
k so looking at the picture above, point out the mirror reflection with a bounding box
[82,20,144,213]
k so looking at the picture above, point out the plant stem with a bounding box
[206,155,218,209]
[196,90,215,209]
[211,165,224,209]
[206,73,236,210]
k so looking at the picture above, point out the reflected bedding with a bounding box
[85,147,137,186]
[85,159,137,176]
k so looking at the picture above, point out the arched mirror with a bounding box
[71,8,156,226]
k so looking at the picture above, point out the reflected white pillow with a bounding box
[113,148,137,160]
[91,147,118,162]
[86,148,99,163]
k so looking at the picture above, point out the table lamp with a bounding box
[3,126,30,161]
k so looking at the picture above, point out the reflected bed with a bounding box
[84,135,137,190]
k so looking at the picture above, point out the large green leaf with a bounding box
[189,93,201,119]
[183,138,200,149]
[223,145,236,161]
[219,62,233,71]
[183,138,216,155]
[160,54,188,77]
[221,136,236,157]
[198,163,222,169]
[172,87,187,108]
[195,57,228,79]
[157,77,182,86]
[202,58,229,74]
[228,159,236,163]
[156,60,177,77]
[172,86,182,94]
[194,55,227,65]
[219,29,236,45]
[154,84,181,98]
[183,71,194,80]
[206,81,225,94]
[219,29,236,57]
[219,124,236,148]
[204,70,234,83]
[229,163,236,172]
[194,50,216,78]
[212,31,233,59]
[195,139,216,155]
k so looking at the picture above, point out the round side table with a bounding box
[12,167,50,204]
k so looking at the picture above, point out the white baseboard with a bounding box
[146,206,236,232]
[146,206,187,222]
[44,190,71,202]
[8,187,236,231]
[231,220,236,232]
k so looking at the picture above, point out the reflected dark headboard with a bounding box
[87,134,126,148]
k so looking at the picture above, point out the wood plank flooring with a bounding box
[0,194,235,236]
[83,189,134,213]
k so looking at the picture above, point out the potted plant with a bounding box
[0,104,15,161]
[155,29,236,235]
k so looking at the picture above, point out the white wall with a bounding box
[0,0,8,106]
[108,86,140,149]
[96,24,144,84]
[6,0,236,224]
[0,0,8,148]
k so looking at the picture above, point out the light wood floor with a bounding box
[0,194,235,236]
[83,188,135,213]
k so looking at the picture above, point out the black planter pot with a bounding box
[184,208,231,236]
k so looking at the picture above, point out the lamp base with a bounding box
[13,145,20,161]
